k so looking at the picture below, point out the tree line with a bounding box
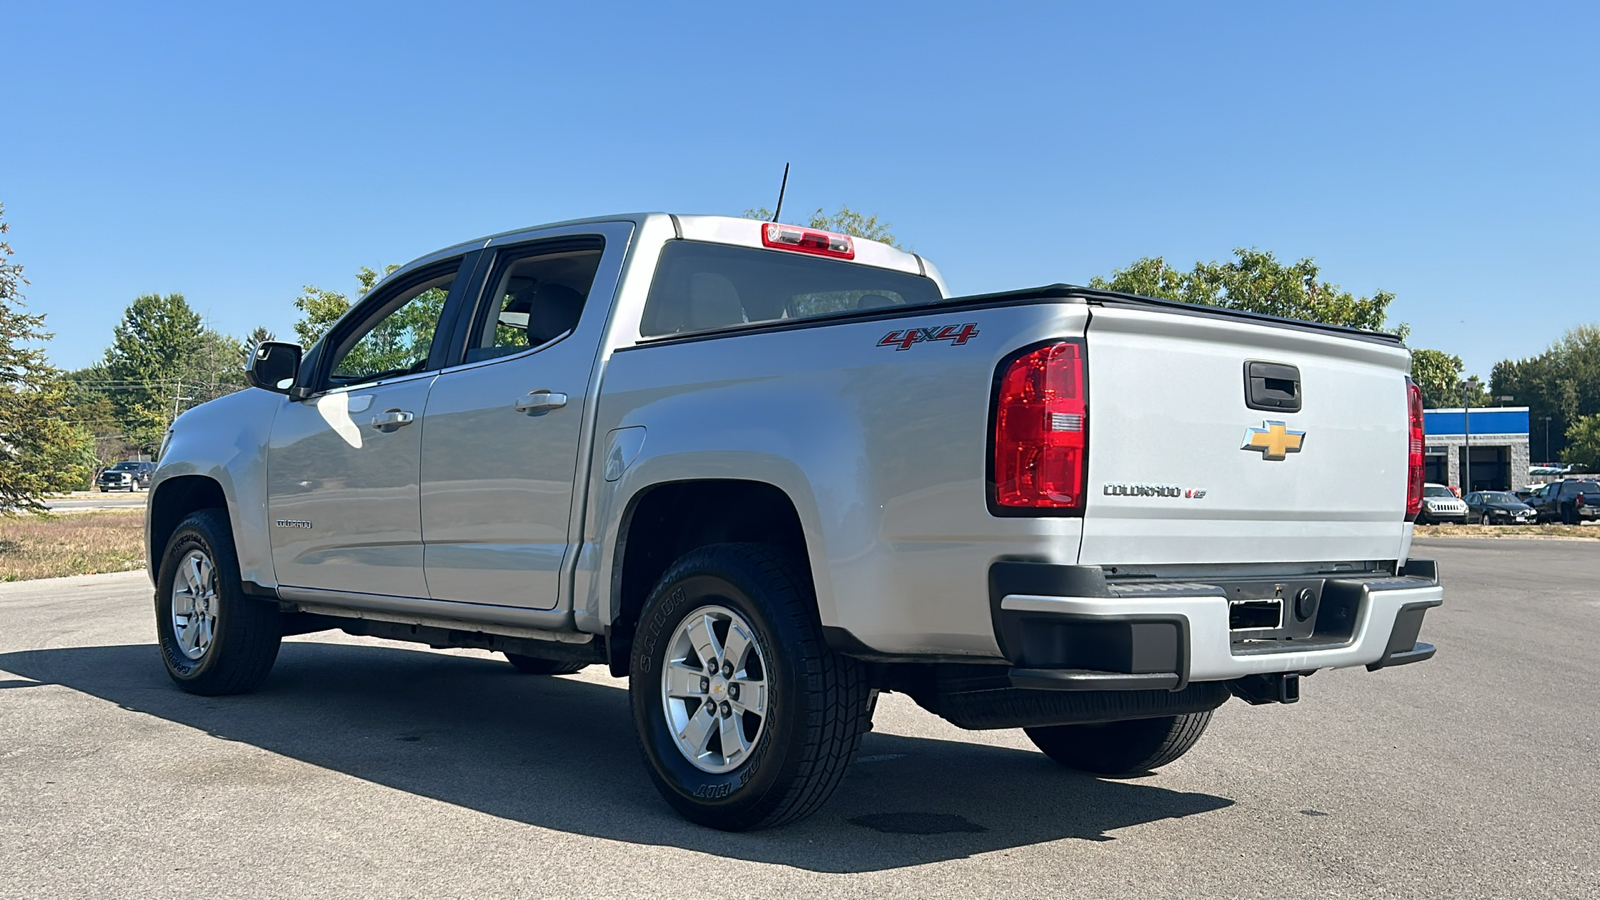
[0,202,1595,512]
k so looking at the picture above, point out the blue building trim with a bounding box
[1424,408,1528,437]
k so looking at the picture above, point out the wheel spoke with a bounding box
[685,612,723,667]
[185,556,205,596]
[177,618,197,654]
[718,710,748,763]
[663,661,706,699]
[729,678,767,717]
[722,622,753,672]
[197,557,214,593]
[680,702,717,756]
[172,588,195,617]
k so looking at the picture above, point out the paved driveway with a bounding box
[0,539,1595,899]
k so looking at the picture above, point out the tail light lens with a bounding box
[1405,377,1425,522]
[1578,494,1586,508]
[993,341,1087,512]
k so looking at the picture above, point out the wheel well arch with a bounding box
[147,475,229,573]
[607,479,809,675]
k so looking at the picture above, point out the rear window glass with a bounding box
[640,240,943,337]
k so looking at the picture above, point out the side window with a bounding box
[465,244,603,364]
[328,267,458,386]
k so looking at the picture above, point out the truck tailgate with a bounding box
[1079,305,1412,567]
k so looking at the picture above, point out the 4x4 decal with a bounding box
[877,323,980,351]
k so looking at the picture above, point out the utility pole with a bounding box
[1541,416,1553,464]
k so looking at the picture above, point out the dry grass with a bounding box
[1414,522,1600,540]
[0,510,146,581]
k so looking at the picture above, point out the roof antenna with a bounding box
[771,163,790,223]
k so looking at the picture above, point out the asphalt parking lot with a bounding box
[1,538,1595,899]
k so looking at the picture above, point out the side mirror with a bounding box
[245,341,303,394]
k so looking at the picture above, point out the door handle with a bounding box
[514,391,568,414]
[369,409,415,430]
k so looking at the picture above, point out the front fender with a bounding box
[147,389,285,589]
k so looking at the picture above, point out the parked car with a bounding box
[146,212,1442,830]
[1416,483,1469,524]
[1463,491,1536,525]
[97,460,154,492]
[1525,480,1600,525]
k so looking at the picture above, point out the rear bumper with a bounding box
[989,560,1441,689]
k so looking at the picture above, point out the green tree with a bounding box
[1089,248,1406,336]
[0,203,97,510]
[1409,349,1489,410]
[188,328,246,407]
[292,265,396,347]
[1563,413,1600,471]
[62,366,137,472]
[101,293,205,450]
[240,326,275,367]
[743,205,905,250]
[1491,324,1600,462]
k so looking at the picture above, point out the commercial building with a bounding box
[1422,407,1530,493]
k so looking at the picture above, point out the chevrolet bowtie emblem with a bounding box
[1241,421,1305,460]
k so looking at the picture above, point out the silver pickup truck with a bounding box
[148,213,1442,830]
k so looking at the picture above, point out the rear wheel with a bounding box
[155,508,282,695]
[503,653,589,675]
[630,543,871,831]
[1025,711,1213,776]
[1562,504,1578,525]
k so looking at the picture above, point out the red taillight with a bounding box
[1405,378,1425,522]
[761,222,855,259]
[993,342,1087,511]
[1579,494,1587,508]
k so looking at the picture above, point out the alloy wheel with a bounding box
[660,604,770,774]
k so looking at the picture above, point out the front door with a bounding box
[420,229,627,609]
[268,258,470,597]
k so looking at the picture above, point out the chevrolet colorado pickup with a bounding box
[148,213,1442,830]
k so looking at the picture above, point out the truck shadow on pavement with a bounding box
[1,640,1233,872]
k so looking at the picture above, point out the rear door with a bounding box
[419,223,631,609]
[1079,305,1413,567]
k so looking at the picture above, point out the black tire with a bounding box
[503,653,589,675]
[98,487,107,493]
[630,543,871,831]
[1562,504,1578,525]
[1025,710,1213,776]
[155,508,282,695]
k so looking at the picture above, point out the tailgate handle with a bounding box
[1244,361,1302,413]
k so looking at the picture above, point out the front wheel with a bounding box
[155,508,282,695]
[1025,711,1213,776]
[630,543,871,831]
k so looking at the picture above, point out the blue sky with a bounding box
[5,1,1596,381]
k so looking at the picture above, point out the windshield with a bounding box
[111,462,142,470]
[1423,486,1454,498]
[1478,492,1518,503]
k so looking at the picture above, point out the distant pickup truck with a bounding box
[98,460,153,492]
[147,213,1442,830]
[1525,479,1600,525]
